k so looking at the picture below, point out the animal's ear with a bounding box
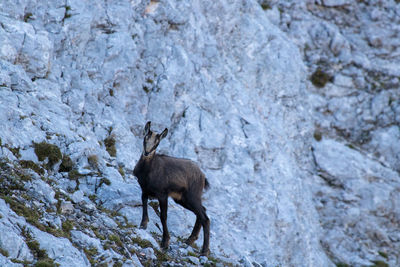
[160,128,168,139]
[144,121,151,135]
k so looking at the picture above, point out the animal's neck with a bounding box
[134,152,155,177]
[141,151,156,161]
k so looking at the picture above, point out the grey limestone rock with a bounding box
[1,0,398,266]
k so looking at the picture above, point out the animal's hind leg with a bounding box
[158,195,170,249]
[185,216,201,245]
[185,198,210,256]
[199,205,210,256]
[175,198,202,246]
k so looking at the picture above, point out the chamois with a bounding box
[133,121,210,256]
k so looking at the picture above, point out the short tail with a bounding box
[204,178,210,190]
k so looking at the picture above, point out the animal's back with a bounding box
[156,154,206,190]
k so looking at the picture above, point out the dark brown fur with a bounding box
[133,121,210,256]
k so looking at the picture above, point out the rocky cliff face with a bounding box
[262,0,400,266]
[0,0,398,266]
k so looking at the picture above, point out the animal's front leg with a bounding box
[159,195,170,249]
[140,193,149,229]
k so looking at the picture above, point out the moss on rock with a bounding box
[0,247,9,257]
[311,68,333,88]
[68,169,82,180]
[59,155,73,172]
[34,142,62,169]
[104,136,117,157]
[19,160,45,175]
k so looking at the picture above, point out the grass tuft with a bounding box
[104,136,117,157]
[59,155,73,172]
[311,68,332,88]
[20,160,44,175]
[0,247,9,257]
[34,142,62,169]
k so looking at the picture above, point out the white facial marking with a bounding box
[144,132,158,154]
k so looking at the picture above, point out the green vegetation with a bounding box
[23,12,33,22]
[10,259,32,265]
[104,135,117,157]
[34,142,62,169]
[118,166,125,177]
[89,194,97,202]
[155,249,171,262]
[131,236,152,248]
[187,251,197,257]
[83,246,99,266]
[68,169,82,180]
[99,178,111,187]
[27,240,47,259]
[208,255,232,267]
[91,226,106,241]
[143,86,150,93]
[62,220,74,234]
[371,260,389,267]
[56,199,62,214]
[64,5,71,20]
[378,251,388,259]
[3,196,41,228]
[346,143,356,150]
[3,196,66,238]
[313,130,322,141]
[109,234,123,248]
[35,259,58,267]
[311,68,332,88]
[59,155,73,172]
[0,247,9,257]
[22,228,58,267]
[19,160,44,175]
[54,190,72,215]
[9,147,21,158]
[88,154,99,169]
[260,2,271,10]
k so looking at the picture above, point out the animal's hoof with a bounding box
[139,222,148,229]
[185,237,195,246]
[161,239,170,249]
[200,249,210,257]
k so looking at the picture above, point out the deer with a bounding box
[133,121,210,256]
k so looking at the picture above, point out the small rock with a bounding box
[187,256,200,265]
[71,190,85,204]
[61,201,74,214]
[322,0,350,7]
[125,254,143,267]
[70,230,102,250]
[199,256,208,264]
[239,256,255,267]
[140,247,156,260]
[178,247,188,255]
[334,74,353,88]
[82,202,96,211]
[122,259,135,267]
[27,179,57,205]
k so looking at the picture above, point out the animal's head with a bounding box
[142,121,168,156]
